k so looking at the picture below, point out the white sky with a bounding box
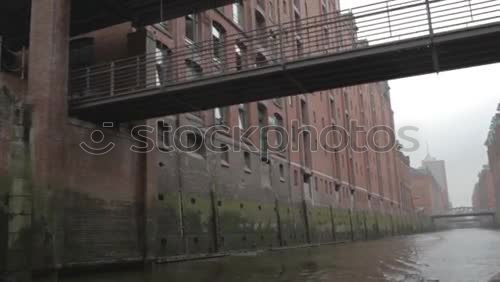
[341,0,500,207]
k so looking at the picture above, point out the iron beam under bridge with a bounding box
[69,0,500,122]
[1,0,237,49]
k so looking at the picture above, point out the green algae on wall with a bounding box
[0,175,9,273]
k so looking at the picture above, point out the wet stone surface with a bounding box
[61,228,500,282]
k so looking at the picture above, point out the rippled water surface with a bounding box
[63,228,500,282]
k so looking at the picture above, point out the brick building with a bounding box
[410,167,446,215]
[398,151,415,214]
[421,153,451,209]
[472,165,496,210]
[0,0,425,280]
[485,104,500,217]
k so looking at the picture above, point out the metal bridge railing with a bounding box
[69,0,500,100]
[432,207,496,216]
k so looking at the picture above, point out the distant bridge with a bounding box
[69,0,500,121]
[431,207,496,220]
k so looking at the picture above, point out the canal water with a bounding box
[62,228,500,282]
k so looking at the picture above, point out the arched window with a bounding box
[185,14,198,42]
[258,104,268,160]
[155,41,171,86]
[214,107,229,125]
[273,113,286,152]
[238,103,249,130]
[256,52,268,67]
[212,21,226,64]
[232,0,244,26]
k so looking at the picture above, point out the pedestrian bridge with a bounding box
[431,207,496,219]
[68,0,500,122]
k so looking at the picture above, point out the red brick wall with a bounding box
[4,0,420,269]
[411,170,444,215]
[0,73,27,177]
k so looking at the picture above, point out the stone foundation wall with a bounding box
[0,75,433,280]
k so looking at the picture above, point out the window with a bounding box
[296,39,303,57]
[155,42,171,86]
[255,12,267,46]
[303,131,312,166]
[256,52,268,67]
[292,123,297,144]
[294,170,298,185]
[235,44,245,71]
[274,113,286,152]
[186,131,205,157]
[214,107,228,125]
[185,14,198,42]
[268,1,275,22]
[304,174,312,198]
[185,60,202,80]
[221,144,230,164]
[258,104,269,159]
[238,104,249,130]
[233,0,244,26]
[323,27,329,49]
[300,99,308,123]
[330,98,335,118]
[274,113,284,127]
[294,0,301,11]
[321,0,328,14]
[157,121,170,150]
[279,164,285,181]
[274,98,283,107]
[212,23,225,63]
[70,38,95,68]
[244,151,252,171]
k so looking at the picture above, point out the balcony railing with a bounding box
[69,0,500,100]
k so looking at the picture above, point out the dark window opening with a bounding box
[186,131,205,157]
[70,37,95,68]
[244,151,252,171]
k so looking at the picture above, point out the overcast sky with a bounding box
[340,0,500,207]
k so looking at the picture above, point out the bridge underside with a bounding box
[70,23,500,122]
[432,212,496,220]
[0,0,236,48]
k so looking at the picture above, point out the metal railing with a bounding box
[69,0,500,100]
[432,207,496,216]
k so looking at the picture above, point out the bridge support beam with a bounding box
[5,0,73,281]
